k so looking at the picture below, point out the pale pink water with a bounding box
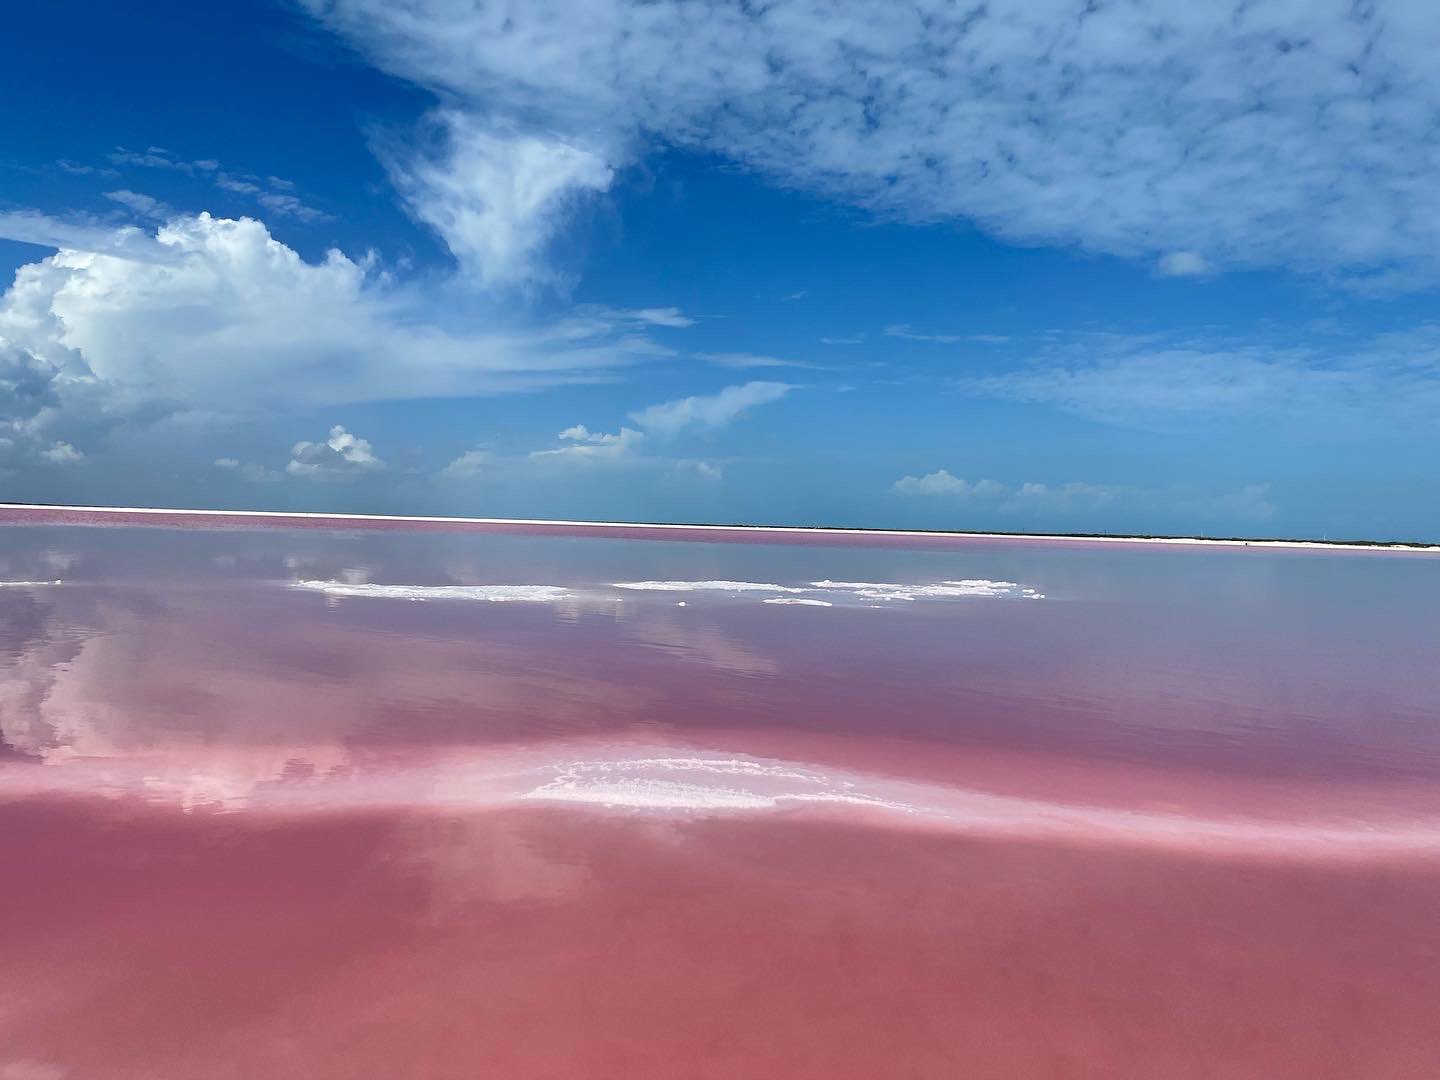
[2,509,1438,1078]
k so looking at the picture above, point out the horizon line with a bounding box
[2,502,1437,554]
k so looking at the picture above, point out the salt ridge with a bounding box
[8,745,1438,859]
[291,580,576,603]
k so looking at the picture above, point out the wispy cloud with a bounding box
[694,352,821,370]
[886,325,1009,345]
[530,425,645,463]
[629,381,792,437]
[629,307,694,328]
[438,448,493,479]
[214,457,283,483]
[103,189,172,221]
[964,328,1440,432]
[892,470,1003,499]
[378,111,613,289]
[109,146,218,173]
[106,148,327,222]
[884,325,964,345]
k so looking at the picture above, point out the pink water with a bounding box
[2,510,1438,1078]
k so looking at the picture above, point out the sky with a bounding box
[2,0,1439,540]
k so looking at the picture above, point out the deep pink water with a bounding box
[2,509,1438,1078]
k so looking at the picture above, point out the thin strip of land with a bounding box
[1,502,1435,553]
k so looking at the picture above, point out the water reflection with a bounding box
[2,520,1440,1079]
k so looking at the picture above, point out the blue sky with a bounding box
[2,1,1438,539]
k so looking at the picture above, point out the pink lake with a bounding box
[2,509,1439,1078]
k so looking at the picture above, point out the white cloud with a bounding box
[886,325,1009,346]
[256,191,328,223]
[892,471,1278,522]
[629,307,694,328]
[286,425,385,480]
[109,146,216,173]
[301,0,1440,284]
[38,441,84,465]
[438,448,492,478]
[105,148,325,224]
[0,213,667,420]
[694,352,819,370]
[629,380,791,436]
[893,470,1115,510]
[0,337,88,471]
[892,470,1004,498]
[885,325,963,344]
[214,175,261,195]
[382,111,614,289]
[530,424,645,463]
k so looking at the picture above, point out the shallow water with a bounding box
[2,512,1438,1078]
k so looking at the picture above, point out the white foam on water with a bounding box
[0,580,62,588]
[763,597,833,606]
[291,580,575,603]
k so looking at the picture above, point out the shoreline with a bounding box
[1,502,1437,553]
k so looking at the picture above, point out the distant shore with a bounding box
[2,502,1437,554]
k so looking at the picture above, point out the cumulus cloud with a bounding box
[382,111,614,289]
[629,381,791,436]
[302,0,1440,285]
[38,442,84,465]
[286,425,385,480]
[0,213,668,422]
[0,337,89,471]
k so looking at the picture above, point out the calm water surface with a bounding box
[2,512,1438,1078]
